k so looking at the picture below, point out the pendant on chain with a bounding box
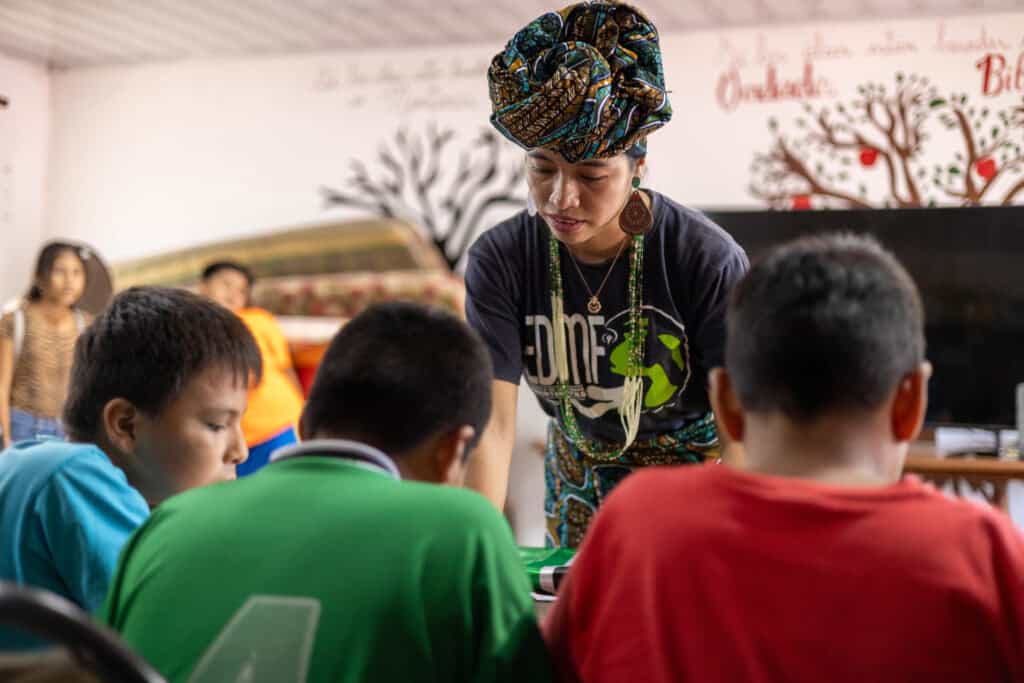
[587,297,602,314]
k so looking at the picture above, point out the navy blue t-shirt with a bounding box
[465,191,748,443]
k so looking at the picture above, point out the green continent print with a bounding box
[609,317,688,409]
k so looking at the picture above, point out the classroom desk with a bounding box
[903,442,1024,512]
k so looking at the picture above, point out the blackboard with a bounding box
[706,206,1024,426]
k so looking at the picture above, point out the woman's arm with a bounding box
[464,379,519,510]
[0,336,14,448]
[678,222,750,467]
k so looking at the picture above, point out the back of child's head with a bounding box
[301,302,493,456]
[726,232,925,422]
[27,242,87,302]
[62,286,263,441]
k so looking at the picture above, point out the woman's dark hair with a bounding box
[27,242,87,303]
[63,286,263,442]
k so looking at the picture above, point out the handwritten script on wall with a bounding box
[311,56,491,113]
[716,22,1021,112]
[720,19,1024,208]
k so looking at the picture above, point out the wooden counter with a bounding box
[903,442,1024,511]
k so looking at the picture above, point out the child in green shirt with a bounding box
[100,302,552,683]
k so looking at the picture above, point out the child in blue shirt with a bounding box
[0,286,262,649]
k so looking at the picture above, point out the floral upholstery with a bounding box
[253,270,464,319]
[110,219,464,394]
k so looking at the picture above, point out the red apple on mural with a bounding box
[859,147,878,167]
[975,156,997,180]
[792,194,811,210]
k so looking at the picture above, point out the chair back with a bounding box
[0,583,164,683]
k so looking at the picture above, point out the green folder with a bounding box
[519,547,576,595]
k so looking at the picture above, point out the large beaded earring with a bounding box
[619,177,653,236]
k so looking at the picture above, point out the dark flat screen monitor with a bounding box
[705,206,1024,427]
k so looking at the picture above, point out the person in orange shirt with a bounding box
[200,261,304,476]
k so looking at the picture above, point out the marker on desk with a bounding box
[539,565,570,595]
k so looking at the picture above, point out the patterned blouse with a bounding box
[0,305,88,419]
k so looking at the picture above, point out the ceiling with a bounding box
[0,0,1021,70]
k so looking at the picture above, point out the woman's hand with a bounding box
[464,380,520,509]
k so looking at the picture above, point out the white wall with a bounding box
[42,11,1024,269]
[45,45,505,266]
[0,54,49,302]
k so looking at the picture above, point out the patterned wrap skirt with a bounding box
[544,412,719,548]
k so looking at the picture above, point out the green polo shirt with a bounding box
[99,441,552,683]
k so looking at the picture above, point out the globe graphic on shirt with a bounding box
[601,304,691,414]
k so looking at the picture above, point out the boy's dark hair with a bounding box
[301,302,493,457]
[200,260,255,287]
[726,233,925,422]
[63,287,263,441]
[27,242,87,302]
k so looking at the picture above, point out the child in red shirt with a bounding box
[544,233,1024,682]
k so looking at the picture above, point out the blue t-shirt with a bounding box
[465,191,748,442]
[0,440,149,649]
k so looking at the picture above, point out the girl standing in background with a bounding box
[0,242,90,447]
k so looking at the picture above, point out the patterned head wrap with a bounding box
[487,1,671,163]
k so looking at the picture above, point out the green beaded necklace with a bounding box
[548,231,647,461]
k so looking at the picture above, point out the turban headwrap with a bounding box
[487,1,672,162]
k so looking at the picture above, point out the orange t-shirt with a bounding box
[236,308,304,446]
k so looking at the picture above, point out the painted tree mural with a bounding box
[321,124,526,270]
[750,72,1024,209]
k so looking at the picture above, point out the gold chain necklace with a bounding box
[565,236,628,314]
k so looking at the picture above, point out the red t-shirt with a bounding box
[544,465,1024,682]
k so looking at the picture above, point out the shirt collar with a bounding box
[269,439,401,480]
